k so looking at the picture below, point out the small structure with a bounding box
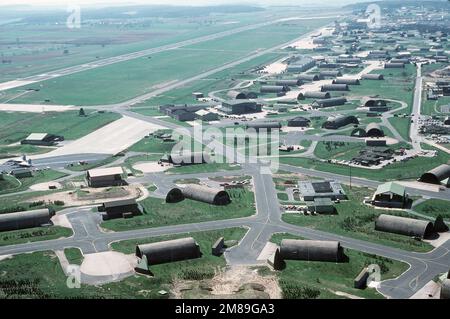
[372,182,409,209]
[275,79,302,87]
[192,92,204,99]
[366,123,385,137]
[21,133,63,146]
[260,85,289,94]
[441,279,450,299]
[0,208,55,232]
[166,184,231,206]
[287,116,310,127]
[86,167,124,188]
[297,91,330,100]
[268,248,284,271]
[279,239,344,262]
[332,78,360,85]
[362,74,384,80]
[136,237,201,266]
[246,122,281,132]
[384,62,405,68]
[221,100,262,115]
[297,74,320,82]
[227,90,247,100]
[322,115,359,129]
[418,164,450,185]
[167,152,210,166]
[354,267,369,289]
[195,109,219,122]
[306,198,335,214]
[212,237,225,256]
[321,84,349,92]
[375,214,435,239]
[98,199,142,220]
[298,180,347,201]
[312,97,347,109]
[366,139,387,147]
[182,184,231,205]
[10,168,33,179]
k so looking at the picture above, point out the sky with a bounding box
[0,0,363,8]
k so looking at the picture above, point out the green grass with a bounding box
[282,186,434,253]
[413,199,450,221]
[270,233,409,299]
[167,163,241,175]
[102,188,255,231]
[0,174,21,193]
[388,116,411,141]
[0,228,247,298]
[128,135,176,154]
[314,141,366,161]
[0,111,121,144]
[64,248,84,266]
[0,144,49,159]
[7,18,334,106]
[280,145,450,182]
[277,193,289,201]
[0,226,72,247]
[0,169,67,195]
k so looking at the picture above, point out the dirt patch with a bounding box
[133,162,170,173]
[171,266,281,299]
[80,252,136,277]
[28,185,143,207]
[30,181,62,191]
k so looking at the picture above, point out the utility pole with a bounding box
[349,165,352,190]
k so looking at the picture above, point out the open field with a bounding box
[0,110,120,145]
[269,233,409,299]
[5,18,334,106]
[0,226,72,247]
[0,228,246,298]
[0,169,67,195]
[281,144,450,182]
[102,188,255,231]
[413,199,450,221]
[282,186,434,253]
[0,8,276,82]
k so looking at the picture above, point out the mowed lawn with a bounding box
[270,234,409,299]
[0,110,120,144]
[8,19,333,106]
[282,186,434,253]
[0,228,246,298]
[101,188,255,231]
[281,144,450,182]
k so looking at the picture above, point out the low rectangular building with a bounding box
[307,198,335,214]
[298,181,347,201]
[98,199,142,220]
[221,100,262,115]
[86,167,125,188]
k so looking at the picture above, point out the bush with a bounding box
[280,281,321,299]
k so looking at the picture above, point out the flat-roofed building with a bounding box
[86,167,124,188]
[98,199,142,220]
[298,180,347,201]
[306,198,335,214]
[21,133,63,146]
[221,100,262,115]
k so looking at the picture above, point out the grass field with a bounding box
[344,65,416,111]
[102,188,255,231]
[314,141,366,161]
[281,144,450,182]
[0,226,72,247]
[413,199,450,221]
[282,186,434,253]
[0,174,21,193]
[0,110,121,145]
[7,19,333,106]
[0,169,67,195]
[0,10,276,82]
[270,233,409,299]
[64,248,84,266]
[0,228,246,298]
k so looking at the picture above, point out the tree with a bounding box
[79,108,86,117]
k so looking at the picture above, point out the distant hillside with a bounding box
[1,5,266,24]
[343,0,449,10]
